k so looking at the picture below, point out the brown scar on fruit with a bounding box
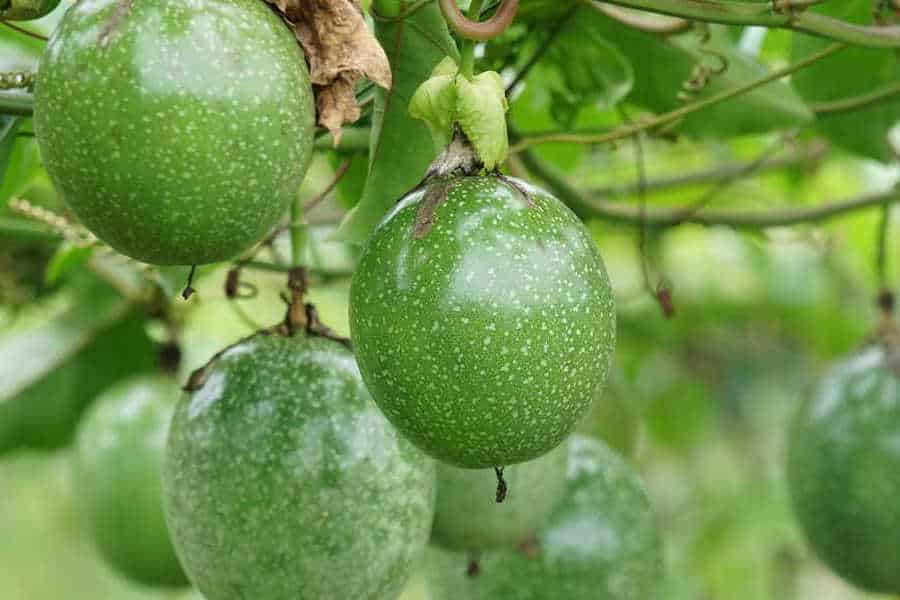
[414,180,454,239]
[97,0,135,49]
[517,535,541,559]
[496,171,537,209]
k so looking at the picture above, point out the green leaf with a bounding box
[583,10,812,137]
[455,71,509,170]
[792,0,900,162]
[44,242,94,285]
[409,60,458,151]
[335,1,459,244]
[540,20,634,124]
[0,279,130,402]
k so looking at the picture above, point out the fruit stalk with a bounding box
[459,0,484,80]
[0,90,32,115]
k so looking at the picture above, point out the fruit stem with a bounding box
[459,0,484,81]
[0,90,33,116]
[289,194,307,268]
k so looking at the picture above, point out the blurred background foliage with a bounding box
[4,1,900,599]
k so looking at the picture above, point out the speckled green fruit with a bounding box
[163,333,437,600]
[426,435,662,600]
[73,375,188,588]
[787,345,900,594]
[431,442,568,552]
[350,175,616,468]
[34,0,315,265]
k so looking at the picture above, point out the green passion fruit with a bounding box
[787,345,900,594]
[34,0,315,265]
[163,332,436,600]
[431,442,568,552]
[350,175,616,468]
[73,374,188,588]
[426,435,662,600]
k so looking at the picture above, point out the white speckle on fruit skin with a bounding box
[164,334,436,600]
[33,0,315,266]
[350,175,617,468]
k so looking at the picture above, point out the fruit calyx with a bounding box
[410,57,509,170]
[411,130,534,240]
[185,268,348,393]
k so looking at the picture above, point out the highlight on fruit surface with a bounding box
[425,434,662,600]
[73,374,188,588]
[787,343,900,595]
[163,332,437,600]
[350,172,616,469]
[431,442,568,552]
[33,0,315,266]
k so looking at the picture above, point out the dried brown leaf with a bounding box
[264,0,392,140]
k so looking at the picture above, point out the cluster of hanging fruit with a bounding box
[17,0,900,598]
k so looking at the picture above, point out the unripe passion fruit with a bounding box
[787,345,900,594]
[34,0,315,265]
[163,333,436,600]
[1,0,61,21]
[350,175,616,468]
[431,442,568,552]
[426,435,662,600]
[73,375,188,588]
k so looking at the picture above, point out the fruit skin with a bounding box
[431,442,568,552]
[73,374,188,588]
[34,0,315,265]
[350,175,616,468]
[163,333,437,600]
[426,434,662,600]
[787,345,900,594]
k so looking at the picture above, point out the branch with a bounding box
[590,0,900,48]
[0,90,33,116]
[510,43,844,152]
[517,147,900,229]
[589,141,828,197]
[591,3,691,35]
[811,81,900,116]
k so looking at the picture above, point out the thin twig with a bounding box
[591,3,692,34]
[1,21,48,42]
[589,0,900,48]
[588,141,828,197]
[510,43,845,152]
[812,81,900,116]
[876,204,891,288]
[516,146,900,229]
[305,160,351,213]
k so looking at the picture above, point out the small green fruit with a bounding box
[426,435,662,600]
[73,375,188,588]
[34,0,315,265]
[431,442,568,552]
[787,345,900,594]
[163,333,436,600]
[350,175,616,468]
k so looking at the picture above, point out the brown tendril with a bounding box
[438,0,519,41]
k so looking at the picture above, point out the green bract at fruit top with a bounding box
[34,0,315,266]
[426,435,663,600]
[431,442,568,552]
[163,332,437,600]
[0,0,60,21]
[350,174,616,468]
[787,343,900,594]
[73,374,188,588]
